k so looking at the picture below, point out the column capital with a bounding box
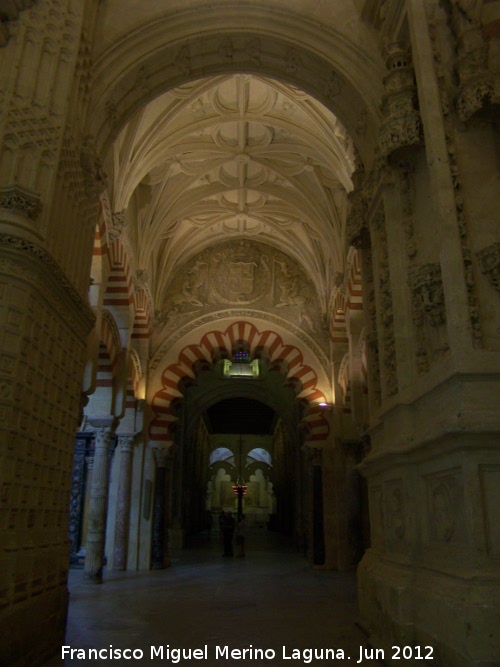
[153,446,174,468]
[116,434,136,453]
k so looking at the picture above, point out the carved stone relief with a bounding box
[425,471,465,544]
[0,0,82,203]
[378,43,423,160]
[0,184,42,221]
[157,239,326,349]
[429,14,484,348]
[384,482,406,542]
[409,263,449,361]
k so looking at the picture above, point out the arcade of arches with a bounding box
[0,1,499,665]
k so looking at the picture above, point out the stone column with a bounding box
[151,447,172,570]
[83,424,113,583]
[112,435,135,570]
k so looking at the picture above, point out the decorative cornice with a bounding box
[0,184,42,220]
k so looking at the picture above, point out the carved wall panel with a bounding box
[158,239,328,352]
[384,480,406,543]
[425,470,465,544]
[409,263,449,362]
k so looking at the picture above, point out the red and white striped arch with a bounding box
[330,290,348,344]
[103,239,134,313]
[346,247,363,312]
[149,320,330,446]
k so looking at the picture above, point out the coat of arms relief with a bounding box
[159,240,325,343]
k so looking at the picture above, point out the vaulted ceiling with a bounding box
[111,73,356,311]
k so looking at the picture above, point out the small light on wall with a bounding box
[136,377,146,401]
[318,402,328,408]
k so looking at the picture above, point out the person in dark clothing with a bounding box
[221,511,235,557]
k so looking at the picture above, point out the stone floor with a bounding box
[42,529,385,666]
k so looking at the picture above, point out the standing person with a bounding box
[236,514,246,557]
[222,511,235,557]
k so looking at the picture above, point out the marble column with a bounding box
[112,435,135,570]
[83,424,113,583]
[151,447,172,570]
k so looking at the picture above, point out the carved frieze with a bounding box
[0,184,42,220]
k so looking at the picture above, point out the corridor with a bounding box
[43,530,384,667]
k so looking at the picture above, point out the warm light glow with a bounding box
[136,377,146,401]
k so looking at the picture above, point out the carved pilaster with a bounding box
[409,263,449,362]
[361,248,382,408]
[372,209,398,399]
